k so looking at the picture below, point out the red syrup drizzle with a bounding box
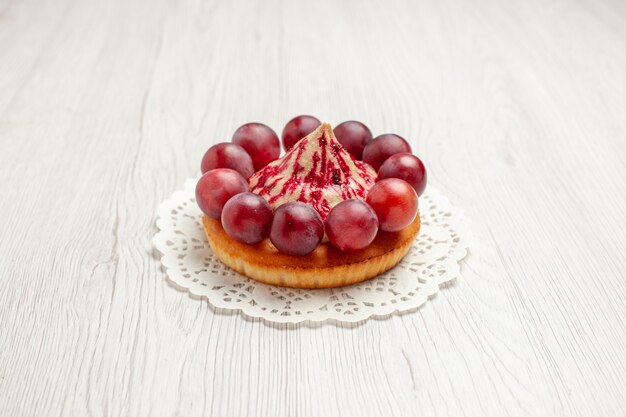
[250,126,376,219]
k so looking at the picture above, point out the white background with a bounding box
[0,0,625,416]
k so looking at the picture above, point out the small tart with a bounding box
[203,215,420,289]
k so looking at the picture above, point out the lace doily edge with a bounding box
[152,181,472,323]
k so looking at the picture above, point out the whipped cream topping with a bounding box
[249,123,376,219]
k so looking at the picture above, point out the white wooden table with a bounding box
[1,0,625,415]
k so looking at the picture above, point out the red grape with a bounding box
[221,193,273,244]
[333,120,373,160]
[281,115,321,151]
[325,199,379,251]
[366,178,418,232]
[232,122,281,171]
[270,202,324,256]
[201,142,255,178]
[195,168,249,219]
[377,153,427,196]
[362,134,412,171]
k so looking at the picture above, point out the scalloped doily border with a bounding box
[153,178,472,323]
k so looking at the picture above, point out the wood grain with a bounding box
[1,0,625,415]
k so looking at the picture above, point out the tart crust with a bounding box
[202,214,420,289]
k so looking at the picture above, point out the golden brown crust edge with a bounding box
[202,214,420,289]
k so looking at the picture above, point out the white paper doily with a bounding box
[153,177,471,323]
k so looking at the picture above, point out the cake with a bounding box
[196,117,427,288]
